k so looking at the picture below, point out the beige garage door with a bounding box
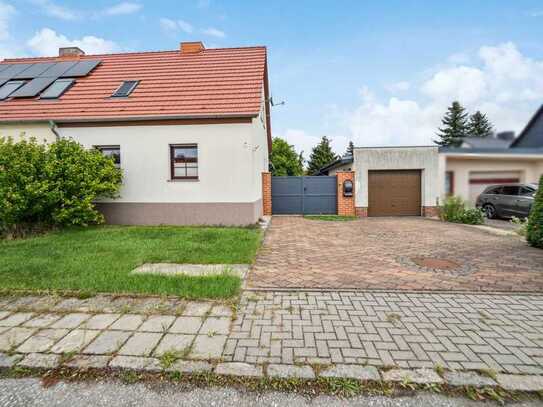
[368,170,421,216]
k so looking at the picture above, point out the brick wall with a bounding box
[336,171,356,216]
[262,172,272,216]
[423,206,440,218]
[355,207,368,217]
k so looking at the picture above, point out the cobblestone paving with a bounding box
[248,217,543,291]
[224,291,543,374]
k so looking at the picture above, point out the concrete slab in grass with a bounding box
[209,305,233,318]
[131,263,249,279]
[109,315,145,331]
[138,316,176,333]
[182,302,213,317]
[154,334,194,356]
[382,368,444,384]
[0,328,36,351]
[215,362,263,377]
[82,314,121,330]
[169,317,203,334]
[267,364,315,379]
[17,329,69,353]
[18,353,60,369]
[50,330,100,354]
[0,312,10,321]
[83,331,132,355]
[22,314,61,328]
[118,332,163,356]
[320,365,380,381]
[444,371,497,388]
[496,374,543,391]
[190,335,227,359]
[0,313,34,327]
[109,356,161,372]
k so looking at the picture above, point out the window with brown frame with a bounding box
[95,145,121,168]
[170,144,198,179]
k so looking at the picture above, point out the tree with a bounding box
[269,137,303,176]
[346,140,354,157]
[526,176,543,249]
[434,101,468,147]
[307,136,338,175]
[467,111,494,138]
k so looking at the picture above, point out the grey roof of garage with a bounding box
[439,147,543,154]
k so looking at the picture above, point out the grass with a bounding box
[0,225,261,299]
[304,215,357,221]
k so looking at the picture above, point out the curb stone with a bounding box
[109,356,161,372]
[496,374,543,392]
[381,368,444,384]
[165,360,213,374]
[267,364,315,379]
[18,353,60,369]
[0,352,22,367]
[215,362,263,377]
[319,365,380,381]
[443,371,497,388]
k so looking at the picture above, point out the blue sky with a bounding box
[1,1,543,157]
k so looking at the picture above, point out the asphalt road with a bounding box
[0,378,541,407]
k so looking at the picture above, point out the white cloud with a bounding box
[344,42,543,147]
[0,1,15,41]
[160,18,193,34]
[103,2,142,16]
[27,28,120,56]
[202,27,225,38]
[31,0,80,20]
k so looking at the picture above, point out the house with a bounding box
[319,105,543,215]
[0,42,272,226]
[440,107,543,204]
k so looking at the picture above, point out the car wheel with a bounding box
[483,204,496,219]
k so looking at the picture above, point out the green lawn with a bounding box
[0,226,261,299]
[304,215,357,221]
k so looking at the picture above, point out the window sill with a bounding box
[168,178,199,183]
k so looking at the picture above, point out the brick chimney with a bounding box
[59,47,85,58]
[180,41,205,54]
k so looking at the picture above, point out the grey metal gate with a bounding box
[271,176,337,215]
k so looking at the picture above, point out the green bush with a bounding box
[0,137,122,237]
[440,196,484,225]
[526,176,543,248]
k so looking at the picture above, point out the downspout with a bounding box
[48,120,60,141]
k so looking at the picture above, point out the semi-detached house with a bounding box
[0,42,272,226]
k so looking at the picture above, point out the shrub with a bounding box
[440,196,484,225]
[526,176,543,248]
[511,216,528,237]
[0,137,122,237]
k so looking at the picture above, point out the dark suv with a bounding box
[476,183,538,219]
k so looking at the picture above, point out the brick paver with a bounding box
[248,217,543,291]
[223,291,543,374]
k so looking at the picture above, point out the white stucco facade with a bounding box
[0,122,57,143]
[353,146,440,209]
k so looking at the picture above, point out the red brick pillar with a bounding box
[336,171,355,216]
[262,172,272,216]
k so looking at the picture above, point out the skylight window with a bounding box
[0,80,25,100]
[40,78,75,99]
[112,80,139,97]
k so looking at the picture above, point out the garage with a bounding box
[368,170,421,216]
[468,171,521,203]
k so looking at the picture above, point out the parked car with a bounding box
[476,183,538,219]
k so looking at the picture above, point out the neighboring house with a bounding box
[0,42,272,226]
[440,107,543,204]
[319,105,543,214]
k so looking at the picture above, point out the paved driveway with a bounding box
[248,216,543,291]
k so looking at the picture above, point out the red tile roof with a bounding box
[0,46,268,122]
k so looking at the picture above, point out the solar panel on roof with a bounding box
[40,78,75,99]
[112,80,139,97]
[62,60,101,77]
[0,80,25,100]
[0,64,12,74]
[39,61,78,78]
[13,63,55,79]
[0,64,33,79]
[9,77,57,98]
